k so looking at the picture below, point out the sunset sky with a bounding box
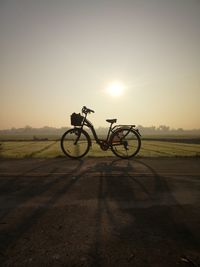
[1,0,200,130]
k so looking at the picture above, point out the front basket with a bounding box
[71,113,84,126]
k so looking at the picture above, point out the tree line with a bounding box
[0,125,200,135]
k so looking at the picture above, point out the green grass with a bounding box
[0,140,200,158]
[0,134,60,141]
[139,141,200,157]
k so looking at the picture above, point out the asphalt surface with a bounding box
[0,157,200,267]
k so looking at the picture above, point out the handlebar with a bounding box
[82,106,95,114]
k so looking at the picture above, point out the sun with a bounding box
[106,81,125,97]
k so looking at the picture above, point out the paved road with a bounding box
[0,158,200,266]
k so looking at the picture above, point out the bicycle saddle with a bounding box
[106,119,117,124]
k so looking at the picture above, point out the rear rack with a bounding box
[112,125,136,131]
[112,125,141,137]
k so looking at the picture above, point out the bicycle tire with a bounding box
[60,128,91,159]
[110,128,141,159]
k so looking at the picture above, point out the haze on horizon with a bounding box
[1,0,200,130]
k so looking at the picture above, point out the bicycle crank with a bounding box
[100,140,110,151]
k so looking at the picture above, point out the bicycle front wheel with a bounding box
[61,128,91,159]
[110,128,141,159]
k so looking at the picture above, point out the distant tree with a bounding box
[177,128,184,134]
[23,125,32,133]
[158,125,170,133]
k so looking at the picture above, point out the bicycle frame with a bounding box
[77,112,140,146]
[80,114,105,144]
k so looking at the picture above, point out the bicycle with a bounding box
[60,106,141,159]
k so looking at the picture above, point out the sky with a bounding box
[1,0,200,130]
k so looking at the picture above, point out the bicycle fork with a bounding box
[74,128,81,145]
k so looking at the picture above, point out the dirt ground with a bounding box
[0,157,200,267]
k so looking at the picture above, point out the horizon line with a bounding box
[0,125,200,131]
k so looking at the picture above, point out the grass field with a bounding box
[0,139,200,158]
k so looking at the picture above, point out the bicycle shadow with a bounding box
[0,158,199,266]
[0,158,84,263]
[80,158,199,267]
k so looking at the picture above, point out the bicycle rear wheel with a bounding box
[61,128,90,159]
[110,128,141,159]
